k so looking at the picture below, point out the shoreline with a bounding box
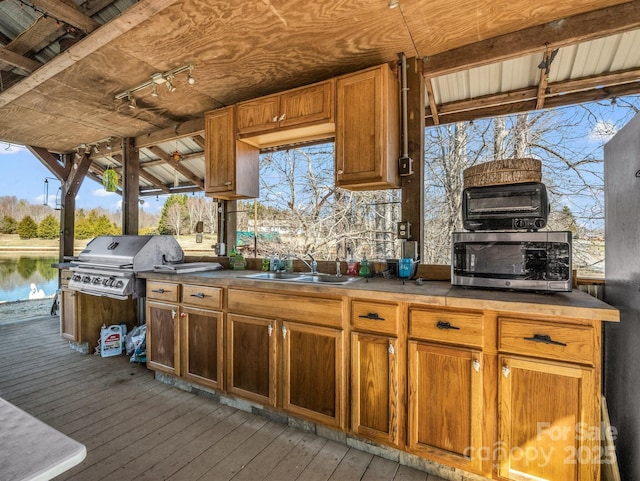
[0,298,56,324]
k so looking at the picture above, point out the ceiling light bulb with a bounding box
[127,94,136,109]
[388,0,399,7]
[187,74,195,85]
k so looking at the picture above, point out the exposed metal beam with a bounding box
[423,2,640,78]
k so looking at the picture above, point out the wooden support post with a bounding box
[401,57,425,260]
[121,137,139,235]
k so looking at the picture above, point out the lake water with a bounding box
[0,254,59,303]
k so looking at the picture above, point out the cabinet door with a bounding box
[204,107,259,200]
[236,95,280,135]
[146,300,180,375]
[227,314,277,406]
[60,288,77,341]
[408,342,484,473]
[182,307,224,390]
[498,356,598,481]
[351,332,400,447]
[282,321,345,428]
[279,81,334,129]
[335,64,400,190]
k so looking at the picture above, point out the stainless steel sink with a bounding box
[239,272,361,285]
[240,272,306,280]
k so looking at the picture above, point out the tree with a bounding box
[75,209,119,239]
[37,214,60,239]
[0,215,17,234]
[17,216,38,239]
[158,194,189,236]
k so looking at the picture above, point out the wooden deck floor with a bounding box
[0,316,448,481]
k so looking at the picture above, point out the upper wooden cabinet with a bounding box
[335,64,401,190]
[237,79,335,149]
[204,106,259,200]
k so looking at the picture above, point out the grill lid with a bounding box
[76,235,184,272]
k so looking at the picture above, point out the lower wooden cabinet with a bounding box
[498,355,598,481]
[408,342,484,473]
[282,321,345,428]
[226,313,277,406]
[146,300,180,375]
[351,332,400,446]
[182,306,224,390]
[59,287,77,340]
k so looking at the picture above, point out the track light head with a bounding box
[151,84,158,97]
[187,74,195,85]
[166,79,176,92]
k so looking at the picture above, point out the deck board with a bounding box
[0,315,448,481]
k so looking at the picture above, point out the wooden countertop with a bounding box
[138,269,619,322]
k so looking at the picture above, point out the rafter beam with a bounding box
[426,81,640,126]
[147,145,204,189]
[26,0,100,34]
[0,47,41,73]
[423,1,640,79]
[0,0,182,109]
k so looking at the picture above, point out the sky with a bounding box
[0,144,166,214]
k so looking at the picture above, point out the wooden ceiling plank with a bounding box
[0,47,41,73]
[0,0,182,109]
[147,145,204,189]
[423,1,640,78]
[30,0,100,34]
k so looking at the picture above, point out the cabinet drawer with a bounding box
[409,308,483,348]
[228,289,343,328]
[146,281,179,303]
[499,318,595,365]
[351,300,399,335]
[181,284,222,310]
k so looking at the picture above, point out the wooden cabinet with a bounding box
[237,80,335,148]
[282,321,344,428]
[204,106,259,200]
[146,281,180,375]
[60,287,77,341]
[407,307,485,474]
[350,300,402,447]
[335,63,400,190]
[227,288,345,427]
[226,313,277,406]
[181,284,224,390]
[497,317,600,481]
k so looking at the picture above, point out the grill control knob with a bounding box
[82,276,91,283]
[72,275,82,282]
[93,277,102,285]
[115,280,124,288]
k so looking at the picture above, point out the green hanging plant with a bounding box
[102,168,118,192]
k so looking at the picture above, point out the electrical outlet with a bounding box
[397,221,411,239]
[399,156,414,176]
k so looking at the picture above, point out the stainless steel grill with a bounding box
[68,235,184,299]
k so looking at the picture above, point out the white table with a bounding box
[0,397,86,481]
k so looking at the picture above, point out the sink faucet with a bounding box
[288,253,318,274]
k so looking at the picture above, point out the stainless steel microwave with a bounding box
[451,231,572,292]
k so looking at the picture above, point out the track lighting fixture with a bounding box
[114,63,194,104]
[388,0,400,8]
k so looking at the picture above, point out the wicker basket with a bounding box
[463,158,542,189]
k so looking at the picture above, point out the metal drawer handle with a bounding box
[524,334,567,347]
[359,312,385,321]
[436,321,460,330]
[190,293,206,299]
[152,288,166,294]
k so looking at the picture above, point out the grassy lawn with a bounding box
[0,234,218,256]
